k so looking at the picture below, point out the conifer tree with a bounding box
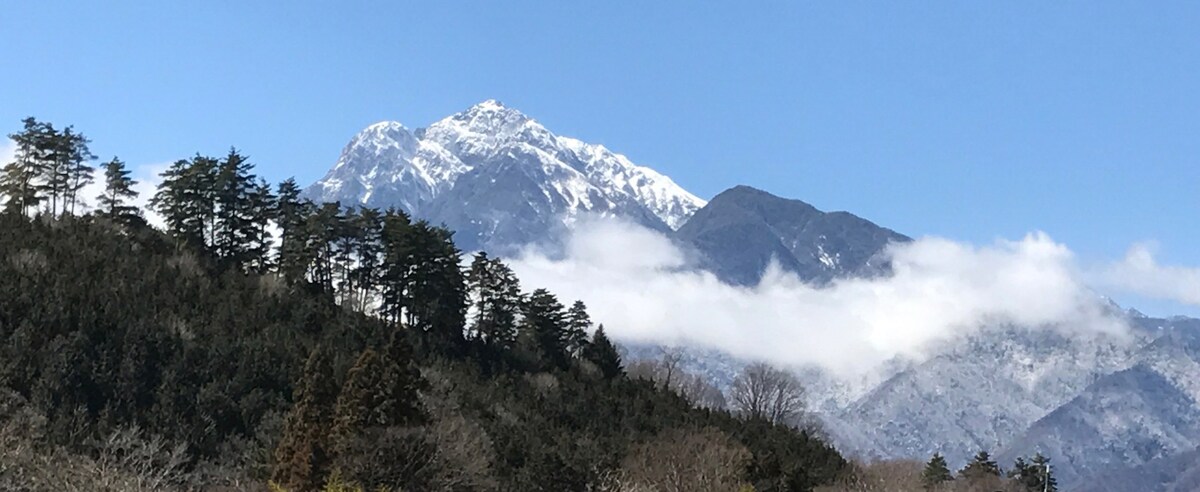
[564,300,592,357]
[273,346,339,492]
[582,325,623,379]
[213,148,272,269]
[921,453,952,489]
[379,209,414,325]
[522,288,569,369]
[330,348,387,449]
[959,450,1001,479]
[151,156,218,250]
[466,252,523,350]
[348,207,384,309]
[2,117,52,215]
[1030,453,1057,492]
[96,157,140,222]
[59,126,95,216]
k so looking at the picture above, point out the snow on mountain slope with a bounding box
[304,100,705,251]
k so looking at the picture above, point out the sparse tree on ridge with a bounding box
[96,157,140,223]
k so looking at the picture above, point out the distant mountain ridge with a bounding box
[675,185,910,285]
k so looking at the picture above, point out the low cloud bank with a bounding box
[508,218,1145,377]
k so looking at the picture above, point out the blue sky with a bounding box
[3,2,1198,314]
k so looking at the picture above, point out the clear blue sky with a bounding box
[3,2,1198,313]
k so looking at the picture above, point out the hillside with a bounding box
[0,200,845,490]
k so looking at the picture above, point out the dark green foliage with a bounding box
[583,325,623,379]
[272,347,338,491]
[466,251,523,351]
[1010,453,1057,492]
[959,450,1001,480]
[521,288,570,370]
[565,300,592,357]
[921,452,952,489]
[1,118,94,217]
[96,156,141,223]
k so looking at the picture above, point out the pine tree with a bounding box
[466,252,523,350]
[959,450,1001,479]
[348,207,384,309]
[564,300,592,357]
[582,325,623,379]
[521,288,569,370]
[151,156,218,250]
[1009,455,1057,492]
[276,179,314,283]
[59,126,95,216]
[213,148,272,269]
[1,117,52,215]
[96,157,140,222]
[921,453,952,489]
[1030,453,1057,492]
[379,208,414,325]
[273,346,339,492]
[395,220,466,353]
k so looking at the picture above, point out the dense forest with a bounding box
[0,118,851,491]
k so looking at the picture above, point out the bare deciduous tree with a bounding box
[617,427,751,492]
[626,349,726,410]
[730,362,806,425]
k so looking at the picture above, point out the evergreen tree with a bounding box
[959,450,1001,480]
[1,117,52,215]
[348,207,384,309]
[564,300,592,357]
[582,325,623,379]
[921,452,952,489]
[379,209,414,325]
[415,223,467,344]
[272,346,339,492]
[151,155,218,250]
[59,126,95,216]
[521,288,569,370]
[1030,453,1057,492]
[276,179,315,283]
[466,252,523,350]
[96,156,140,222]
[1009,455,1057,492]
[330,348,387,448]
[213,148,272,269]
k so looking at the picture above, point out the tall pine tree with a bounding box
[921,453,952,490]
[96,157,140,223]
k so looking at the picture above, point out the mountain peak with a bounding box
[305,102,705,251]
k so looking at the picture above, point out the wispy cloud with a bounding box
[508,218,1130,378]
[1093,242,1200,306]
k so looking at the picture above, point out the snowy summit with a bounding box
[305,100,705,252]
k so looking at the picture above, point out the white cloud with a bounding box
[1093,243,1200,306]
[507,217,1129,378]
[0,138,13,166]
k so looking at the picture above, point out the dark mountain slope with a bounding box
[675,185,910,285]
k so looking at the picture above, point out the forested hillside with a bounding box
[0,118,847,491]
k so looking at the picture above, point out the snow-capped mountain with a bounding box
[305,100,705,252]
